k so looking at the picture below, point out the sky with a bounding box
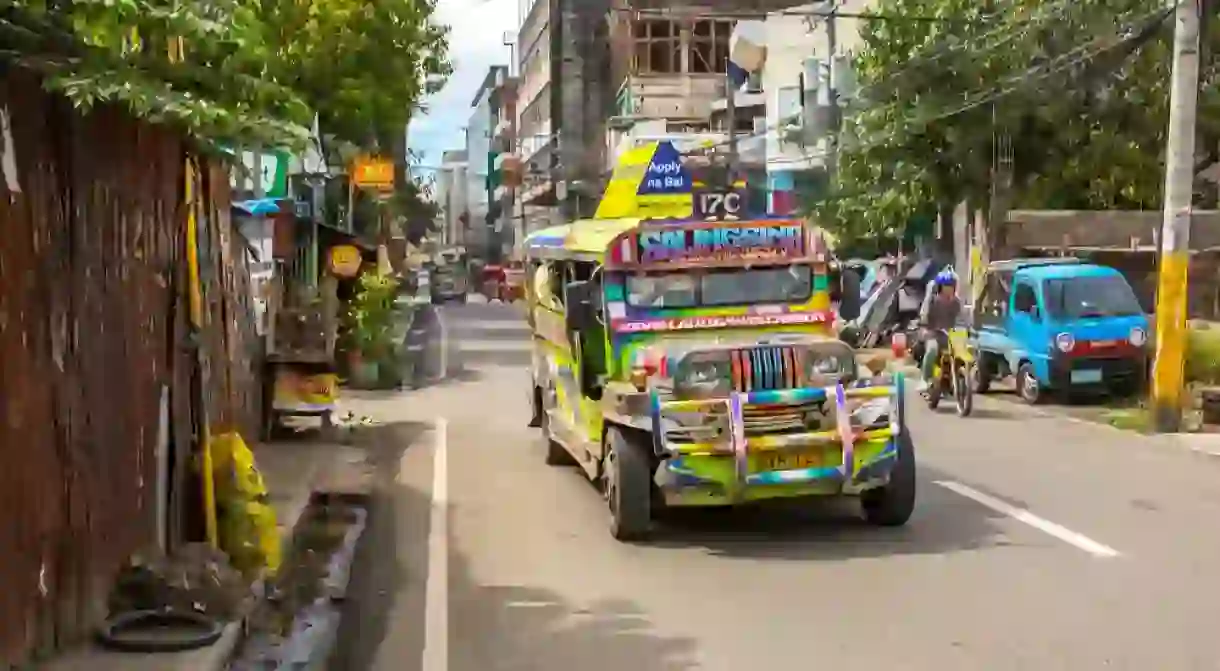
[408,0,518,174]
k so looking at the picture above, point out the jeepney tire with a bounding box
[1016,362,1045,405]
[861,427,916,527]
[528,386,544,428]
[605,427,653,542]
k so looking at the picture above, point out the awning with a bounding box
[232,198,282,216]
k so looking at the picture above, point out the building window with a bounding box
[633,19,680,74]
[689,20,732,74]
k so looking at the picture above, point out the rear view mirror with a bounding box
[563,280,595,332]
[837,266,862,321]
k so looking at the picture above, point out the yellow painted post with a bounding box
[185,157,219,546]
[1151,1,1201,433]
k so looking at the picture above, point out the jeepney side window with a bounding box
[535,262,564,312]
[574,261,606,323]
[549,261,569,307]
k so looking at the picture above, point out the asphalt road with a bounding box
[331,299,1220,671]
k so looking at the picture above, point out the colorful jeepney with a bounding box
[524,214,915,541]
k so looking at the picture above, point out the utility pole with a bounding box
[824,1,839,185]
[1151,0,1201,433]
[726,72,738,179]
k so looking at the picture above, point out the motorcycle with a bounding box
[922,327,975,417]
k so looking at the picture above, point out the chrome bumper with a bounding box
[647,377,905,498]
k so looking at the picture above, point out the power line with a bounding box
[851,0,1081,102]
[679,3,1173,158]
[618,5,1018,24]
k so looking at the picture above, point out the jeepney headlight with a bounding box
[1129,327,1147,347]
[674,353,732,397]
[805,349,857,383]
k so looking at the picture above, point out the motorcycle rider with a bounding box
[918,269,963,392]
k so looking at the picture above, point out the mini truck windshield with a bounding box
[626,266,812,308]
[1043,275,1144,319]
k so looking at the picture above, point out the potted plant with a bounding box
[346,272,399,388]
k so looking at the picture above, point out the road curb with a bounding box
[192,621,243,671]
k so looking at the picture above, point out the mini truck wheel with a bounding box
[861,426,916,526]
[1016,362,1045,405]
[604,427,653,541]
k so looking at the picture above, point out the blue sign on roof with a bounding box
[636,141,691,196]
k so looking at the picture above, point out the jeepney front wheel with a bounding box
[604,427,653,542]
[861,427,916,527]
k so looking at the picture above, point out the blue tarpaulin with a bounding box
[232,198,282,216]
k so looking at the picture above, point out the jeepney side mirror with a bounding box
[563,280,595,332]
[836,265,862,321]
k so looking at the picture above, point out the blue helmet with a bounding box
[934,269,958,286]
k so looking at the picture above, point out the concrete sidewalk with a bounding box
[41,431,376,671]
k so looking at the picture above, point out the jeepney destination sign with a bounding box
[639,224,804,264]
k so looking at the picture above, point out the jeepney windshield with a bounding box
[626,266,812,308]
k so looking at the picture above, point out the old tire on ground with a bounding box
[540,406,576,466]
[604,427,653,542]
[96,609,224,653]
[1016,362,1045,405]
[861,426,916,527]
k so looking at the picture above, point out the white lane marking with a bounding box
[934,480,1122,559]
[423,417,449,671]
[456,340,532,352]
[466,321,530,332]
[437,306,449,377]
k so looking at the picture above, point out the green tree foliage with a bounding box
[394,177,441,243]
[261,0,450,148]
[4,0,311,145]
[815,0,1218,248]
[2,0,449,151]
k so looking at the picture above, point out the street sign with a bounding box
[693,187,748,220]
[636,141,691,196]
[328,244,362,277]
[351,156,395,190]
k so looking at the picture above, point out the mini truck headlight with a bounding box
[674,351,732,398]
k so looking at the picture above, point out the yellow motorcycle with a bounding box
[922,327,975,417]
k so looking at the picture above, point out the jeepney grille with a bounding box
[730,346,800,392]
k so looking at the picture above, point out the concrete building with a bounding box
[489,71,522,260]
[467,66,508,258]
[515,0,615,229]
[515,0,561,231]
[750,0,872,214]
[604,1,812,202]
[437,150,469,246]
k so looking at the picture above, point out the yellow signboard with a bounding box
[594,142,693,220]
[329,244,362,277]
[272,370,338,413]
[351,156,394,190]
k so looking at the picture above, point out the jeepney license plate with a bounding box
[759,452,826,472]
[1071,368,1103,384]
